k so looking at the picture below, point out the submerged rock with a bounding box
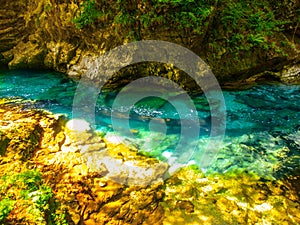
[163,166,300,225]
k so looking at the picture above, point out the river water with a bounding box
[0,69,299,179]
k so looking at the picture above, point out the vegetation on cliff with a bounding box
[0,0,299,84]
[73,0,299,56]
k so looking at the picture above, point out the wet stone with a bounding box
[176,200,195,213]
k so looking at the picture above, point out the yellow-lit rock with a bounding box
[163,166,300,225]
[0,99,166,224]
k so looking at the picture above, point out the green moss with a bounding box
[0,170,67,224]
[0,198,15,222]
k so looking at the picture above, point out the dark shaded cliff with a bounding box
[0,0,300,89]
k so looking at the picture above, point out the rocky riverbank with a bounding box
[0,99,166,224]
[0,98,300,224]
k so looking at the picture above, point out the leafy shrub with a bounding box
[73,0,103,29]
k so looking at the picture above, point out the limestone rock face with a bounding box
[0,1,27,55]
[0,0,300,87]
[8,35,47,69]
[44,41,78,71]
[280,63,300,83]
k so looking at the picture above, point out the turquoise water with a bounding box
[0,69,299,179]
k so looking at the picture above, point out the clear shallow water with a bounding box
[0,69,299,179]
